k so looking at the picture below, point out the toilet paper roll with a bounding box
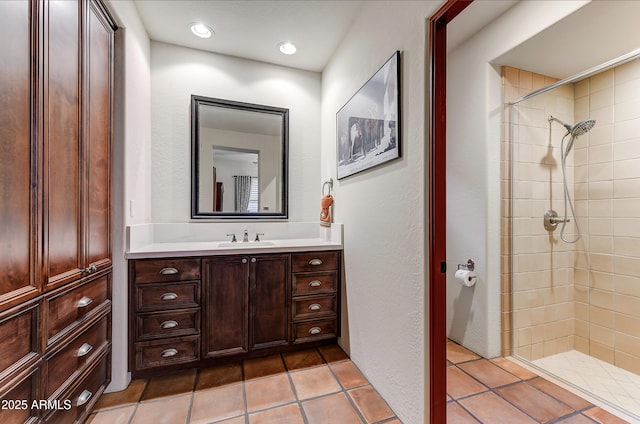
[455,269,477,287]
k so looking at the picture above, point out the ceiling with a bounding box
[493,0,640,80]
[131,1,640,82]
[131,0,519,73]
[133,0,365,72]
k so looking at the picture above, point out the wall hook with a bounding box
[322,178,333,196]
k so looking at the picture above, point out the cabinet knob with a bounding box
[77,296,93,308]
[76,343,93,358]
[81,265,97,274]
[251,258,257,263]
[308,280,322,287]
[160,292,178,301]
[308,327,322,335]
[308,259,323,266]
[242,258,248,264]
[160,267,179,275]
[77,389,93,407]
[161,348,178,358]
[160,320,179,329]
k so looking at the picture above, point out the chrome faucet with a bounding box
[243,229,249,243]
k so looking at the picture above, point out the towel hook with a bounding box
[322,178,333,196]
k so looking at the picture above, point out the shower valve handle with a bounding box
[544,209,569,232]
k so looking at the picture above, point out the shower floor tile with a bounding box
[534,350,640,420]
[447,341,633,423]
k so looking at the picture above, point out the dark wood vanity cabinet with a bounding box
[130,258,201,371]
[0,0,115,422]
[202,256,249,358]
[129,250,340,377]
[249,254,290,350]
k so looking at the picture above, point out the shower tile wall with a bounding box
[502,59,640,375]
[502,66,576,361]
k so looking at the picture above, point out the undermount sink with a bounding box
[218,241,276,247]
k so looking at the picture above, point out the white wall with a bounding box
[446,1,589,358]
[150,42,321,222]
[105,0,152,391]
[321,2,440,423]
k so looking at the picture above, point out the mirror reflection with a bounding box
[191,95,288,218]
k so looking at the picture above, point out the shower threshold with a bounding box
[531,350,640,422]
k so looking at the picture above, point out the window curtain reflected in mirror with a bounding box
[234,175,258,213]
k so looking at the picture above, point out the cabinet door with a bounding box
[84,0,113,271]
[0,0,41,307]
[44,0,83,288]
[250,254,290,350]
[202,257,248,358]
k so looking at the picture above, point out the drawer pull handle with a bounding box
[161,348,178,358]
[77,296,93,308]
[82,265,97,274]
[77,389,93,406]
[309,259,323,266]
[309,280,322,287]
[308,303,322,311]
[308,327,322,335]
[160,320,179,329]
[76,343,93,357]
[160,267,179,275]
[161,292,178,301]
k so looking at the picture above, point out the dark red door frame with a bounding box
[428,1,472,422]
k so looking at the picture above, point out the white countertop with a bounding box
[125,222,343,259]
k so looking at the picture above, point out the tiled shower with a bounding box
[502,56,640,418]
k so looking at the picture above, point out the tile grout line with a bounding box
[126,378,148,424]
[241,358,249,422]
[280,351,311,424]
[451,361,599,424]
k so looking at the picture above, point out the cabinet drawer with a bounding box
[292,251,339,272]
[44,353,109,424]
[45,274,110,345]
[292,272,337,295]
[136,281,200,312]
[293,319,337,344]
[292,296,336,321]
[0,301,39,381]
[137,310,199,340]
[134,336,199,370]
[45,315,109,398]
[0,367,40,424]
[133,259,201,284]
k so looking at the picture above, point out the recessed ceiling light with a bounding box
[190,22,213,39]
[278,41,297,55]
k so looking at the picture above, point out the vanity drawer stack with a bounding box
[290,251,341,343]
[41,272,112,422]
[130,259,202,372]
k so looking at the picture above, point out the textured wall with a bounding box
[150,41,321,222]
[320,2,440,422]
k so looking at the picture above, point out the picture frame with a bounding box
[336,50,401,180]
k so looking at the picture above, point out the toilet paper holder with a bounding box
[457,259,475,272]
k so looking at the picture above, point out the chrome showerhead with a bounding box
[569,118,596,137]
[548,115,596,155]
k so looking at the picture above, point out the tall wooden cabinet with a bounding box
[0,1,115,422]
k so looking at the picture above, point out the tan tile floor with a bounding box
[88,345,400,424]
[446,340,630,423]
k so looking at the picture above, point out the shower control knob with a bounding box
[544,209,569,232]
